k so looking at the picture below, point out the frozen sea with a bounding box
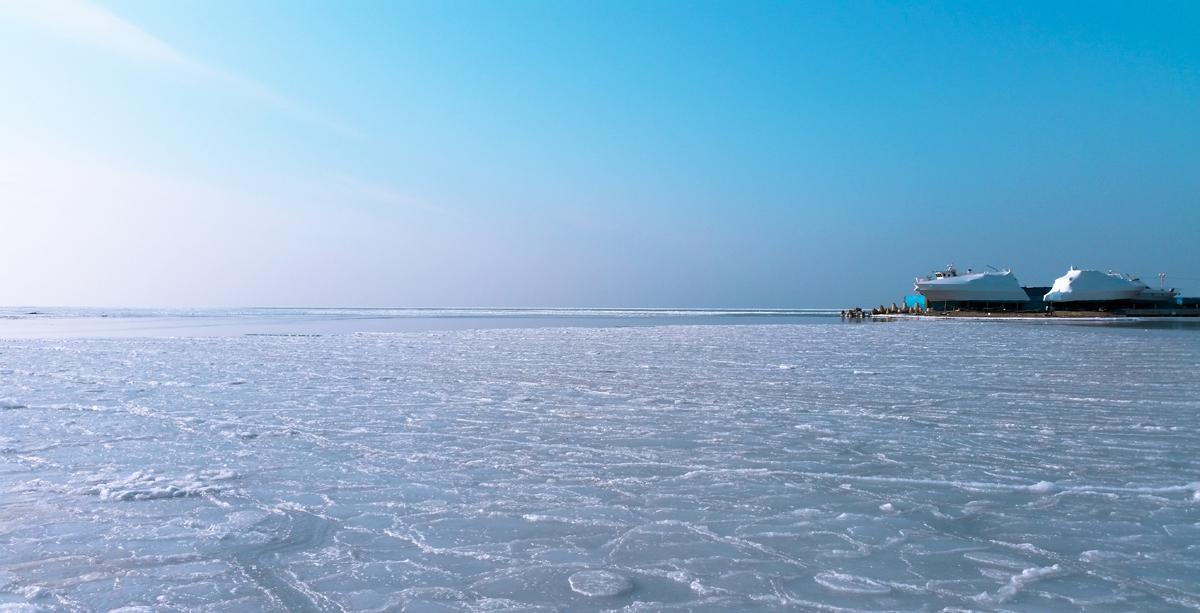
[1,309,1199,612]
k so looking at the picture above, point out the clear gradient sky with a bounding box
[1,0,1197,308]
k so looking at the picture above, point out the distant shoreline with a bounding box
[875,309,1200,320]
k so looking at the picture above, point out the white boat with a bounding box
[1043,268,1148,303]
[914,265,1030,303]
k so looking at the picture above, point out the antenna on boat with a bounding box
[1159,273,1165,290]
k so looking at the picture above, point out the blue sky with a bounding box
[1,0,1197,307]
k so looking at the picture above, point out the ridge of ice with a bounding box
[72,469,240,501]
[813,572,891,594]
[1028,480,1058,494]
[973,564,1065,604]
[568,570,633,597]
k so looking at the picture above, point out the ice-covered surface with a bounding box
[0,308,840,338]
[1,318,1199,611]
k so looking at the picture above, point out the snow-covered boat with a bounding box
[914,265,1030,303]
[1043,268,1148,303]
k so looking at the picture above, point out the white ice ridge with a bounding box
[813,572,891,595]
[568,570,633,597]
[0,398,25,408]
[973,564,1065,603]
[72,469,239,501]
